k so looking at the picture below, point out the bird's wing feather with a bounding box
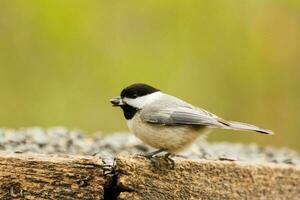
[138,93,273,134]
[140,106,225,127]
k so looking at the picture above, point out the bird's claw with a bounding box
[162,153,175,169]
[139,151,175,170]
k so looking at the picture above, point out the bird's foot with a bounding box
[138,150,175,170]
[163,153,175,169]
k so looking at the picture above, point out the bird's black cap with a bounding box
[120,83,159,99]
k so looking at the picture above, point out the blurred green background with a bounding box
[0,0,299,150]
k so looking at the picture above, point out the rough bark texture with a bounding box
[116,155,300,200]
[0,152,299,199]
[0,153,104,200]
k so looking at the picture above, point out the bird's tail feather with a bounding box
[225,121,274,135]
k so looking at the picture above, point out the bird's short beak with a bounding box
[110,96,124,106]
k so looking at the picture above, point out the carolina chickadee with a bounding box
[110,83,273,164]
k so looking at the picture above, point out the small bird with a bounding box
[110,83,273,167]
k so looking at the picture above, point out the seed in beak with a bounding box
[110,96,123,106]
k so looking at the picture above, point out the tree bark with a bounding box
[0,153,299,199]
[116,155,300,200]
[0,153,104,200]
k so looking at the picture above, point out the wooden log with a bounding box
[0,153,104,200]
[116,155,300,200]
[0,152,299,199]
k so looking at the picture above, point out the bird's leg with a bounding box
[138,149,166,168]
[143,149,165,158]
[138,149,176,169]
[164,153,175,169]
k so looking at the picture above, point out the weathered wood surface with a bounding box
[0,153,104,200]
[116,155,300,200]
[0,153,299,199]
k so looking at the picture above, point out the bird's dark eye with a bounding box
[132,94,138,98]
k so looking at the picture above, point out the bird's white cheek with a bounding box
[126,120,133,132]
[124,91,163,109]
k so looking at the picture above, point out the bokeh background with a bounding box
[0,1,299,150]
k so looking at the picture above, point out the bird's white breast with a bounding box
[127,113,209,152]
[126,119,134,132]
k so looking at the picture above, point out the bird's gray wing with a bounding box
[140,106,227,127]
